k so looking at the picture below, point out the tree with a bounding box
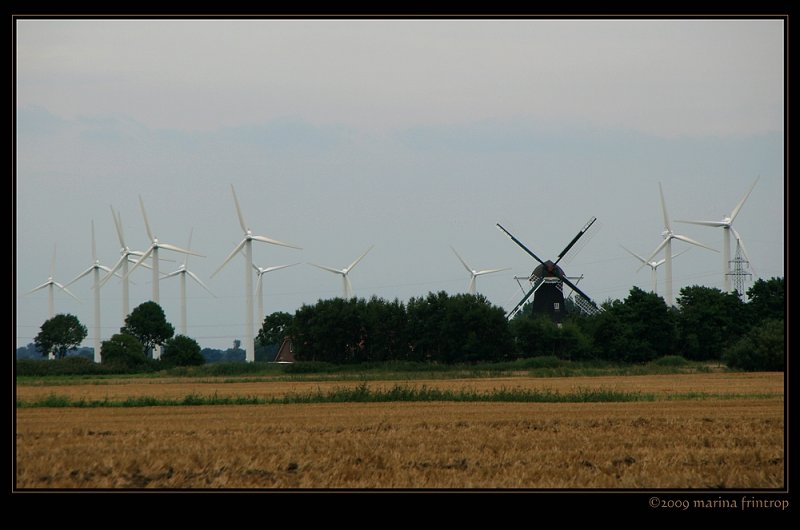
[100,333,147,368]
[161,335,205,367]
[256,311,294,347]
[723,318,784,371]
[407,292,511,363]
[746,277,785,325]
[121,301,175,358]
[34,314,87,359]
[676,286,746,361]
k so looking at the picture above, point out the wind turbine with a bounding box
[64,220,118,363]
[309,245,374,299]
[675,176,760,293]
[211,184,301,363]
[621,244,689,296]
[99,206,153,321]
[126,196,204,358]
[253,262,300,326]
[161,228,214,336]
[646,182,717,306]
[450,246,510,295]
[26,244,80,359]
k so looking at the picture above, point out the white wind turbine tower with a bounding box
[26,244,81,359]
[646,182,718,306]
[126,196,204,359]
[253,262,300,326]
[450,246,510,295]
[161,228,215,336]
[99,206,153,321]
[675,176,760,293]
[64,220,118,363]
[309,245,374,299]
[212,184,301,363]
[620,244,689,296]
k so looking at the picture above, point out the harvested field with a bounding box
[15,373,784,489]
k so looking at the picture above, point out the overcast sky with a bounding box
[15,17,785,351]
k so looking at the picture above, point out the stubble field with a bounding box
[15,372,784,489]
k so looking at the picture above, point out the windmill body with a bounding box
[212,185,300,363]
[497,218,601,322]
[309,246,374,299]
[675,176,759,293]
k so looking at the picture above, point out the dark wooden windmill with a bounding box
[497,217,602,322]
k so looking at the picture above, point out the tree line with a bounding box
[257,277,784,370]
[22,277,784,371]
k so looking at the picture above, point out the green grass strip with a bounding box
[18,384,646,408]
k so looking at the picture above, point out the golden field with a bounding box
[15,373,784,489]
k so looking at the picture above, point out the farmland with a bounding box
[15,372,784,489]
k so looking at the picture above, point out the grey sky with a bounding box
[15,17,785,351]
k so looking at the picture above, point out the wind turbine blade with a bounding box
[27,281,52,295]
[125,246,154,280]
[251,235,302,250]
[54,282,81,302]
[183,228,194,268]
[620,244,648,266]
[65,266,94,287]
[475,267,511,276]
[645,239,670,263]
[262,263,301,274]
[157,242,205,257]
[139,195,154,242]
[468,276,477,294]
[211,240,247,278]
[50,244,57,277]
[674,219,727,228]
[559,274,598,309]
[450,246,474,274]
[308,263,345,275]
[231,184,248,233]
[346,245,373,272]
[496,224,545,265]
[729,175,760,223]
[160,270,182,280]
[555,216,597,266]
[99,256,125,288]
[672,234,718,253]
[111,206,125,248]
[254,270,263,294]
[186,270,215,296]
[658,182,671,231]
[730,227,756,275]
[672,247,691,260]
[91,220,97,262]
[345,276,354,298]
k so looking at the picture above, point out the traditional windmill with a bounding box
[497,217,602,321]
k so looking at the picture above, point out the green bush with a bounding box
[161,335,205,367]
[652,355,688,367]
[723,319,784,371]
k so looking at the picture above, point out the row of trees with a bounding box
[31,301,205,369]
[26,277,784,371]
[257,278,784,369]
